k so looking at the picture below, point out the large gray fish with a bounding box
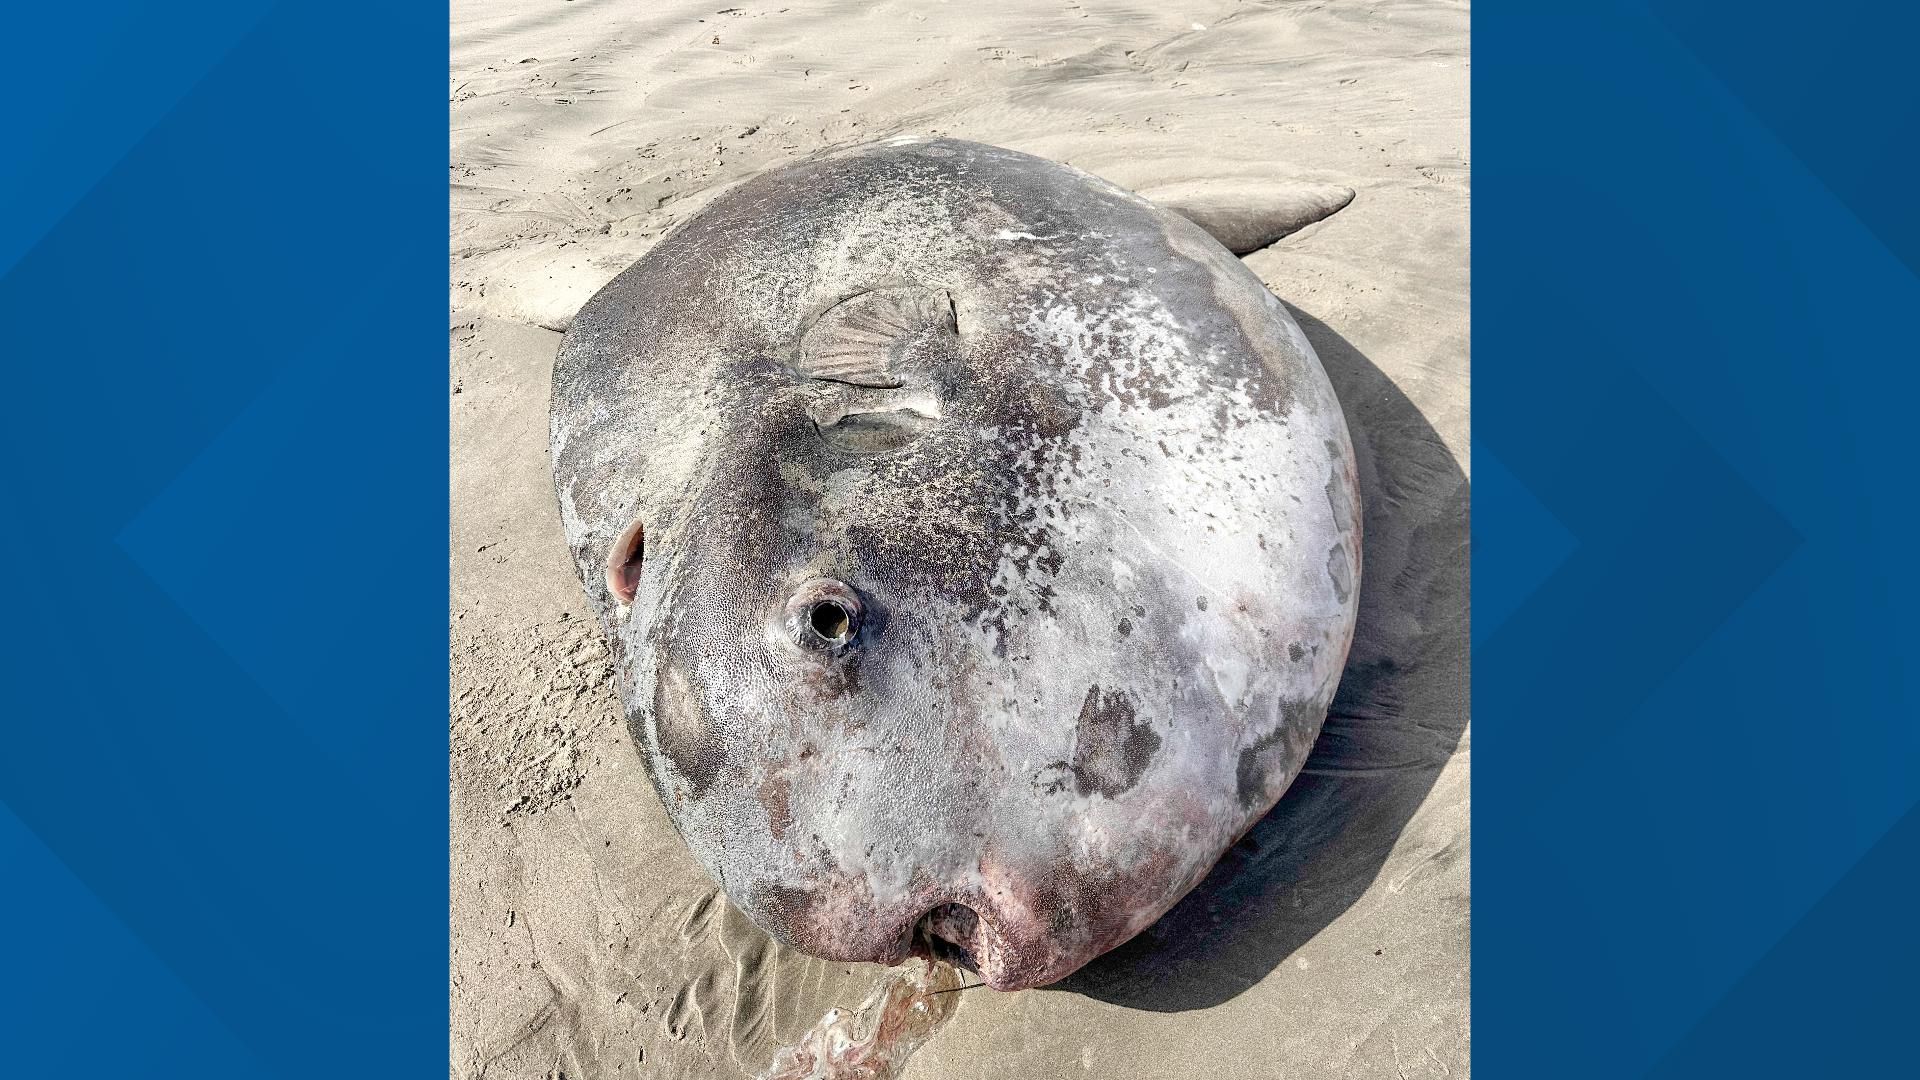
[551,137,1361,991]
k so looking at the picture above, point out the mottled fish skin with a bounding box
[551,137,1361,991]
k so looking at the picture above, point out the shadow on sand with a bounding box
[1049,305,1469,1012]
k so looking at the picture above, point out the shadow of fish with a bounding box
[551,137,1360,991]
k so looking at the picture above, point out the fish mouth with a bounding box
[915,902,983,970]
[758,883,1098,991]
[904,901,1062,991]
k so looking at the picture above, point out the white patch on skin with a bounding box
[880,270,1355,912]
[994,229,1061,241]
[1202,651,1254,715]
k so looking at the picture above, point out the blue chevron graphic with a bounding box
[1646,804,1920,1076]
[1649,1,1920,280]
[1480,4,1920,1077]
[1,3,273,280]
[1,4,444,1077]
[1,802,264,1074]
[1473,448,1577,644]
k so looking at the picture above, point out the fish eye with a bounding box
[809,599,853,641]
[783,578,864,654]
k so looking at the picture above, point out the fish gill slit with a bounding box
[605,518,646,605]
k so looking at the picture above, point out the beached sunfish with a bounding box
[551,137,1361,991]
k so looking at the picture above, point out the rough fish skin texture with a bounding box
[551,137,1361,991]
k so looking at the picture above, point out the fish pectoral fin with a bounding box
[1144,180,1356,255]
[796,286,957,388]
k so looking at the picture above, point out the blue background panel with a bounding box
[1479,2,1920,1076]
[1,3,443,1076]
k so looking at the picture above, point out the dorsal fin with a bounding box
[797,287,956,387]
[1142,180,1356,255]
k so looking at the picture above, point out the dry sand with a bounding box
[450,2,1468,1076]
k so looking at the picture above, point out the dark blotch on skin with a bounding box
[1069,686,1161,799]
[1235,701,1310,809]
[1236,731,1282,809]
[751,880,820,945]
[760,774,794,840]
[1327,542,1353,604]
[1289,642,1305,662]
[1117,617,1133,638]
[653,663,723,798]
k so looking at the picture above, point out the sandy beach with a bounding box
[451,2,1468,1076]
